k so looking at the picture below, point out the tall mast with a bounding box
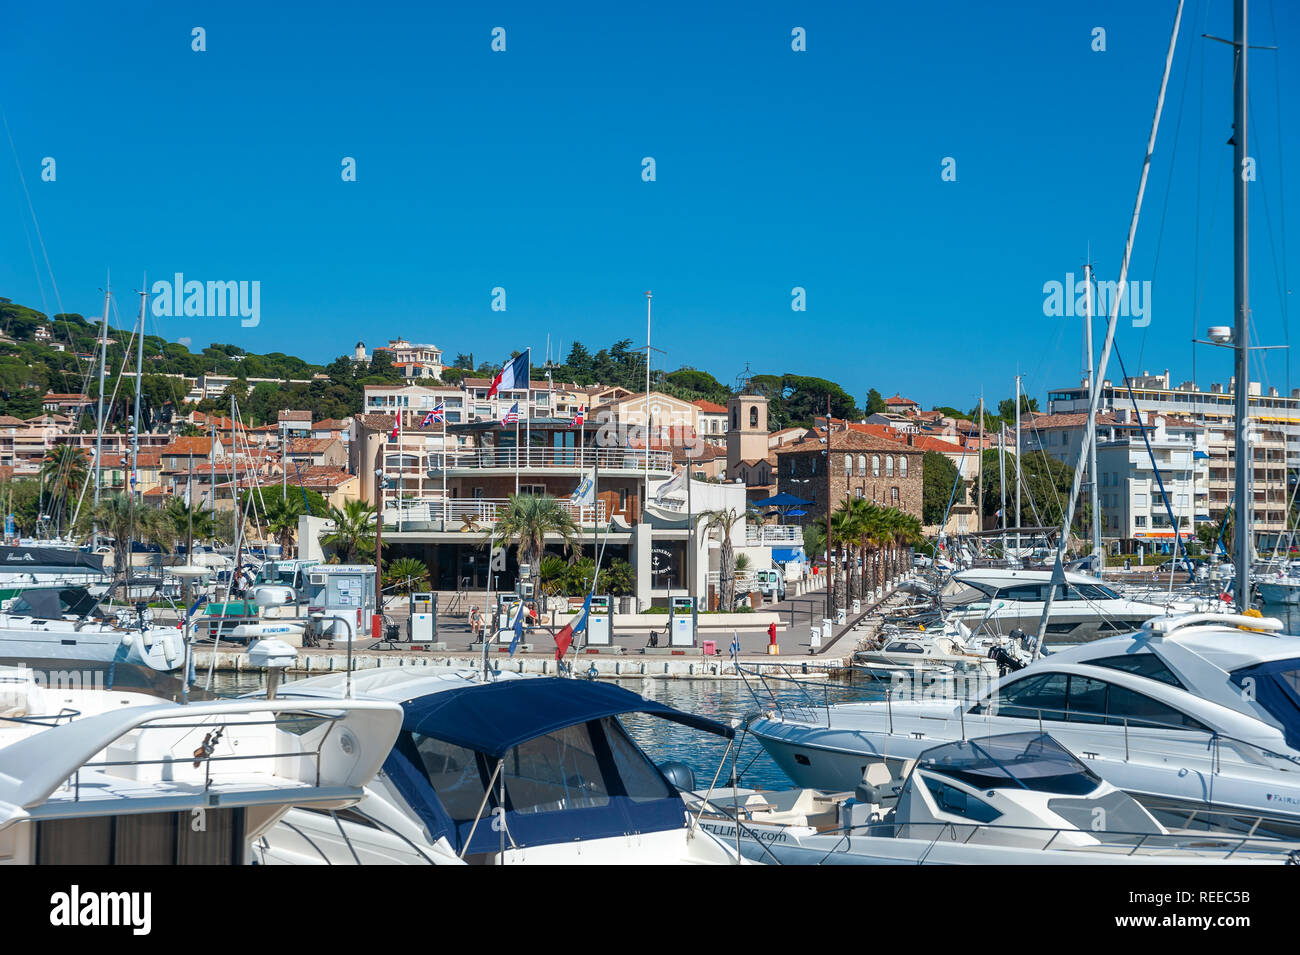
[644,291,652,511]
[1014,375,1022,557]
[1232,0,1252,608]
[977,394,984,545]
[998,425,1007,560]
[91,275,111,547]
[132,279,146,504]
[1084,262,1103,577]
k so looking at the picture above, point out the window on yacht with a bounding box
[884,642,925,653]
[997,584,1049,601]
[1230,659,1300,749]
[920,776,1002,822]
[1105,685,1208,730]
[602,717,676,803]
[412,735,490,821]
[501,722,612,814]
[1090,653,1185,688]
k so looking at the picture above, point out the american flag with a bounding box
[570,403,585,428]
[501,402,520,426]
[420,402,445,427]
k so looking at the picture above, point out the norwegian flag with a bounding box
[570,404,585,428]
[501,402,520,426]
[390,413,400,440]
[420,402,445,428]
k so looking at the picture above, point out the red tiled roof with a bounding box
[160,437,218,456]
[884,394,918,406]
[692,400,728,414]
[287,438,339,454]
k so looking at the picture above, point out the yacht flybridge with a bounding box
[749,612,1300,836]
[0,667,403,864]
[254,669,743,864]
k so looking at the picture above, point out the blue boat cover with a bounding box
[399,677,732,758]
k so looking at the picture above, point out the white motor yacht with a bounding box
[749,612,1300,837]
[689,733,1300,864]
[0,665,403,864]
[942,567,1215,644]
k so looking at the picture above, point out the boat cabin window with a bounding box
[7,587,99,619]
[501,722,612,814]
[970,670,1207,731]
[602,717,675,803]
[920,775,1002,822]
[995,584,1049,601]
[412,735,490,821]
[1230,659,1300,750]
[1089,652,1185,688]
[884,642,925,654]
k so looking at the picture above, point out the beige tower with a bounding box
[726,394,769,476]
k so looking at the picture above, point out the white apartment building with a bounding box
[1048,371,1295,549]
[1023,409,1209,554]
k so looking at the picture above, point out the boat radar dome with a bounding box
[1207,326,1232,343]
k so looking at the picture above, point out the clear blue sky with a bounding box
[2,0,1297,414]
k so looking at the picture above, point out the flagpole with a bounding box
[398,402,404,533]
[514,407,520,495]
[442,412,448,530]
[525,347,531,472]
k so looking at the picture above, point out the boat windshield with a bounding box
[1231,659,1300,750]
[915,732,1101,795]
[255,562,298,586]
[7,587,102,619]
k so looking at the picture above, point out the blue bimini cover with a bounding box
[380,678,734,855]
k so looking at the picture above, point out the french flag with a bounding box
[488,352,530,398]
[553,594,592,660]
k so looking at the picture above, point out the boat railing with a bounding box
[0,706,82,729]
[64,708,347,800]
[693,802,1300,862]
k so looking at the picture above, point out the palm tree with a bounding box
[830,501,860,610]
[40,446,89,532]
[384,556,429,593]
[163,497,216,545]
[320,499,377,563]
[699,508,744,610]
[261,493,305,558]
[76,493,173,586]
[484,494,580,576]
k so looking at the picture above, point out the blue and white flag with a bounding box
[729,633,740,659]
[508,601,527,656]
[569,473,595,506]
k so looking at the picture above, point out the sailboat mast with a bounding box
[1084,262,1103,577]
[1014,374,1022,557]
[93,277,110,512]
[1232,0,1252,609]
[132,280,146,504]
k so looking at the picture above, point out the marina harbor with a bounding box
[3,4,1299,931]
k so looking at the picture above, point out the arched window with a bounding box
[900,456,908,478]
[886,455,894,477]
[844,454,852,474]
[749,407,758,428]
[857,454,867,476]
[872,455,880,476]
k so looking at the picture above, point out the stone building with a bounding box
[773,428,924,522]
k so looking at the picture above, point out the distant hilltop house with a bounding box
[358,337,445,382]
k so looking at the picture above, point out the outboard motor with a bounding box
[988,643,1026,675]
[658,761,697,792]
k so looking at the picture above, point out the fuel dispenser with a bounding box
[409,591,437,643]
[585,595,613,646]
[669,595,697,647]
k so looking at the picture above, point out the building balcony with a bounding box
[423,446,672,476]
[382,496,607,531]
